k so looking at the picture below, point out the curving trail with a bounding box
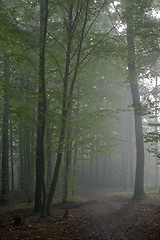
[0,188,160,240]
[77,188,160,240]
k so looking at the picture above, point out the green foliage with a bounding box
[0,1,34,49]
[145,131,160,143]
[144,130,160,162]
[0,0,160,204]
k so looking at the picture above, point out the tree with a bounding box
[34,0,48,213]
[1,58,10,204]
[143,61,160,189]
[1,0,160,210]
[0,0,37,202]
[124,0,153,199]
[46,0,90,215]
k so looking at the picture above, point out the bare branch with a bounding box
[47,31,66,52]
[46,50,64,81]
[68,0,90,107]
[69,24,117,76]
[84,2,106,39]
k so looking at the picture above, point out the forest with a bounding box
[0,0,160,239]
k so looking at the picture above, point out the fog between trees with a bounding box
[0,0,160,215]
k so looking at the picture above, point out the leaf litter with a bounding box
[0,190,160,240]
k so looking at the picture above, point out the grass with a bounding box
[0,202,33,214]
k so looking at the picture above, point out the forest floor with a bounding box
[0,188,160,240]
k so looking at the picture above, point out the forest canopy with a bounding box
[0,0,160,216]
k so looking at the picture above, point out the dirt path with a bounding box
[0,189,160,239]
[77,189,160,240]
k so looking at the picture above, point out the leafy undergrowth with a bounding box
[0,189,160,240]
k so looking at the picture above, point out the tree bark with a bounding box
[10,115,14,192]
[126,11,145,199]
[34,0,48,213]
[19,123,25,191]
[63,129,72,203]
[46,124,52,188]
[1,59,10,204]
[154,76,159,189]
[46,1,89,214]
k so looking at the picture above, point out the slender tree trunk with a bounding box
[34,0,48,213]
[63,130,72,203]
[24,127,33,200]
[45,27,72,209]
[102,156,107,187]
[19,124,26,191]
[129,143,134,188]
[46,124,52,188]
[120,157,127,189]
[107,151,113,188]
[45,3,74,215]
[46,109,68,214]
[72,85,79,195]
[46,1,89,215]
[126,11,145,199]
[89,149,94,186]
[30,127,35,188]
[127,110,134,188]
[94,152,99,187]
[154,76,159,189]
[72,142,77,198]
[1,59,10,204]
[80,144,85,181]
[10,115,14,192]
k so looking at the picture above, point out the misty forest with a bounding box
[1,0,160,239]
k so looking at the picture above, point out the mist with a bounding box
[0,0,160,239]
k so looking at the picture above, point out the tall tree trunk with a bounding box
[107,151,112,188]
[19,124,25,190]
[46,32,71,210]
[63,130,72,203]
[129,142,134,188]
[29,127,35,193]
[24,127,33,199]
[34,0,48,213]
[126,11,145,199]
[89,148,94,186]
[10,115,14,192]
[94,152,99,187]
[72,141,78,198]
[46,105,68,214]
[154,76,159,189]
[1,59,10,204]
[46,124,52,188]
[120,157,127,189]
[127,110,134,188]
[46,0,89,215]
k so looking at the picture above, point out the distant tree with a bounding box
[0,0,37,205]
[10,114,14,192]
[1,58,10,204]
[143,66,160,189]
